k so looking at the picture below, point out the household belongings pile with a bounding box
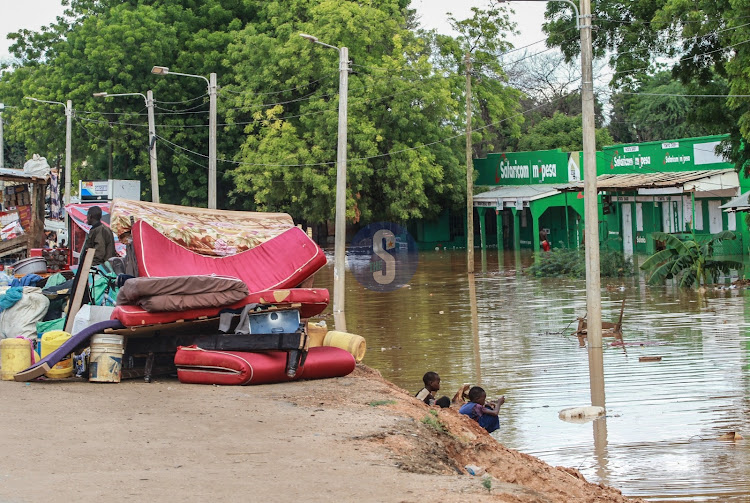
[2,200,366,385]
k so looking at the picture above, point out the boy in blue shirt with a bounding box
[459,386,505,433]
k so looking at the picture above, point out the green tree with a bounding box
[543,0,750,171]
[517,111,613,151]
[640,231,743,287]
[608,72,724,143]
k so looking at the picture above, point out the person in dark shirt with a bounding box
[415,371,470,408]
[81,206,116,266]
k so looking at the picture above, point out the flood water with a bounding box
[315,249,750,501]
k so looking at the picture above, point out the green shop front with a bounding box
[587,136,748,257]
[473,149,585,251]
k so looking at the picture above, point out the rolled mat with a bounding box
[175,346,356,386]
[14,319,125,382]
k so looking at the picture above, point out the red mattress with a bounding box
[175,346,356,385]
[111,287,329,326]
[133,220,327,292]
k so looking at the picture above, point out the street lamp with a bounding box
[24,96,73,206]
[151,65,217,209]
[93,90,160,203]
[299,33,349,317]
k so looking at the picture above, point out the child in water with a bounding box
[459,386,505,433]
[416,371,470,408]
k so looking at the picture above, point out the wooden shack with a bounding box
[0,168,49,260]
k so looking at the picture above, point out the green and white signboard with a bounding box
[475,149,582,186]
[601,135,732,174]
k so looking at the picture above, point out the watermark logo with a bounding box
[349,222,418,292]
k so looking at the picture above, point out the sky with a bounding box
[0,0,550,61]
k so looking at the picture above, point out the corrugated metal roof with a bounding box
[556,169,737,191]
[720,190,750,212]
[473,184,559,203]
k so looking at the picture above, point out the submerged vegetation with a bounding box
[640,232,743,288]
[527,248,634,278]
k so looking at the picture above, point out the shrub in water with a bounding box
[527,248,633,278]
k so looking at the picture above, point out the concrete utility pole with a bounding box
[151,66,218,208]
[465,53,475,273]
[579,0,605,407]
[146,90,159,203]
[299,33,350,317]
[497,0,604,407]
[24,97,73,205]
[208,72,217,209]
[94,90,160,203]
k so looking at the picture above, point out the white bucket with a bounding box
[88,334,125,383]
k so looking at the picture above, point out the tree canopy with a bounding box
[1,0,526,225]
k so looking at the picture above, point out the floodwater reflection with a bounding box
[323,249,749,501]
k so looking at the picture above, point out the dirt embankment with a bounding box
[0,365,643,503]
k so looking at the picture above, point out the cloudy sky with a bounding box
[0,0,549,61]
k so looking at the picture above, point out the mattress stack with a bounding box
[110,219,358,385]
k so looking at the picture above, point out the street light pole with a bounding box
[25,97,73,205]
[300,33,349,317]
[64,100,72,206]
[151,66,217,208]
[93,90,159,203]
[208,73,217,209]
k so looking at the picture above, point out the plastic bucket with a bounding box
[322,331,366,362]
[306,321,327,348]
[89,334,125,383]
[41,331,73,379]
[1,338,33,381]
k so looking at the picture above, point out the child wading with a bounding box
[459,386,505,433]
[415,371,470,408]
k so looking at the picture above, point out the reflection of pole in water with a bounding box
[334,311,347,333]
[481,249,487,273]
[468,272,482,383]
[592,416,610,484]
[588,341,605,407]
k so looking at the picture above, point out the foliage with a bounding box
[420,409,447,433]
[517,111,614,151]
[527,247,634,278]
[542,0,750,172]
[608,72,724,143]
[0,0,525,224]
[482,476,492,493]
[640,231,743,288]
[368,400,396,407]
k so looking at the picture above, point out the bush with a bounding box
[527,248,633,278]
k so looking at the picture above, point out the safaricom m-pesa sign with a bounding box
[474,149,581,186]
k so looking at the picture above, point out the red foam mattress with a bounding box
[133,220,327,292]
[174,346,356,385]
[111,287,329,326]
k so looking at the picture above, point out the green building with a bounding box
[412,135,749,256]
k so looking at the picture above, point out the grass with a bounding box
[421,409,447,433]
[368,399,397,407]
[482,476,492,492]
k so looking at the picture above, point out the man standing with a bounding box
[81,206,116,266]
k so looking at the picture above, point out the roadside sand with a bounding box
[0,365,643,503]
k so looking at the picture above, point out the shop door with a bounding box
[708,200,723,234]
[622,203,634,257]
